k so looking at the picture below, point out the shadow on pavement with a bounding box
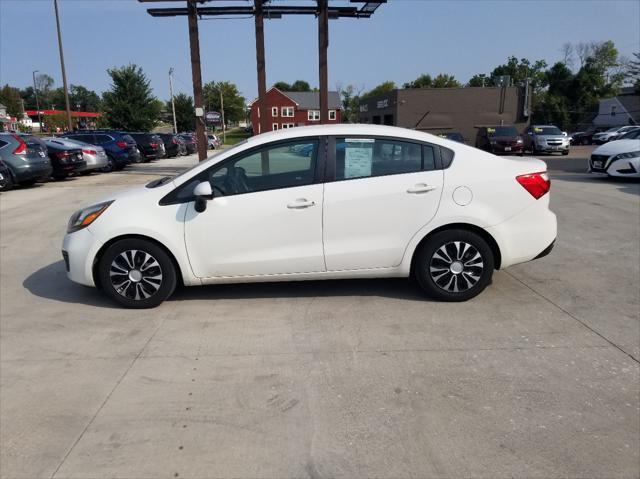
[25,261,431,307]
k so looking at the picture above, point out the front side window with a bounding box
[308,110,320,121]
[334,137,433,180]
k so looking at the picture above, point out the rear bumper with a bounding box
[12,162,53,182]
[485,195,557,269]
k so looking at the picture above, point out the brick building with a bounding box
[250,87,342,134]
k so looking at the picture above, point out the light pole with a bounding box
[169,67,178,134]
[53,0,73,131]
[32,70,43,132]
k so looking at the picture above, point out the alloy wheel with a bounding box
[429,241,484,293]
[109,249,163,300]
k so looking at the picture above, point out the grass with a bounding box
[219,127,251,145]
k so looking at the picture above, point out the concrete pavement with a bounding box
[1,148,638,479]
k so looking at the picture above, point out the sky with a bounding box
[1,0,639,104]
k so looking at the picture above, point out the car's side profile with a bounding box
[62,124,557,308]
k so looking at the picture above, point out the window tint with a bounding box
[0,139,8,149]
[334,137,429,180]
[440,146,454,168]
[94,135,111,144]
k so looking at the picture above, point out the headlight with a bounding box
[490,140,497,145]
[67,201,114,233]
[612,151,640,161]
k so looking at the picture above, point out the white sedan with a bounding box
[62,124,557,308]
[589,138,640,178]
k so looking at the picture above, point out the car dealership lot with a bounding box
[1,146,638,478]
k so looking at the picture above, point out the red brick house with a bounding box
[249,87,342,134]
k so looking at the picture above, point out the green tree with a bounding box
[0,84,23,118]
[169,93,195,132]
[272,80,312,92]
[339,84,362,123]
[545,62,574,98]
[490,56,548,91]
[203,81,246,124]
[273,81,291,91]
[403,74,432,89]
[69,85,101,111]
[102,64,161,131]
[361,81,396,100]
[467,74,488,87]
[432,74,461,88]
[627,52,640,93]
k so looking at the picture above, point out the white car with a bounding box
[62,124,557,308]
[589,138,640,178]
[592,126,638,144]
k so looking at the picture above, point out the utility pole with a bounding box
[53,0,73,131]
[254,0,268,135]
[169,67,178,134]
[318,0,329,124]
[219,86,226,143]
[32,70,43,133]
[187,0,207,161]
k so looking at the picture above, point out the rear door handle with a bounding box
[287,199,316,209]
[407,183,437,194]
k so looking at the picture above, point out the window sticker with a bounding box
[487,128,496,133]
[344,139,374,178]
[534,127,544,133]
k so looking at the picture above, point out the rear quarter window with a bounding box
[440,146,454,169]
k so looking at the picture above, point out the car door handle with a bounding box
[287,199,316,209]
[407,183,437,194]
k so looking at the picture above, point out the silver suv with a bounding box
[523,125,570,155]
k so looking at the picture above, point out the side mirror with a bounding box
[562,131,567,137]
[193,181,213,213]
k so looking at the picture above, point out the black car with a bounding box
[179,134,197,155]
[62,131,138,170]
[43,140,86,180]
[571,127,609,145]
[438,131,466,143]
[129,132,165,161]
[0,158,12,191]
[156,133,184,158]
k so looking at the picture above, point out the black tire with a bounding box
[98,238,177,308]
[414,229,494,302]
[52,172,68,181]
[562,150,569,156]
[101,156,115,173]
[19,178,38,187]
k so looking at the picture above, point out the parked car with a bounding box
[179,134,197,154]
[589,138,640,178]
[616,127,640,140]
[522,125,570,155]
[207,134,220,149]
[42,137,108,174]
[62,124,556,308]
[0,158,13,191]
[0,133,52,186]
[129,133,165,161]
[592,126,639,144]
[62,131,138,171]
[570,127,608,145]
[156,133,183,158]
[43,139,86,180]
[437,132,466,143]
[476,126,524,155]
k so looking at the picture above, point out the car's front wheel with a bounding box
[415,229,494,302]
[98,238,177,308]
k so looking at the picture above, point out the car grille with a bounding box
[547,139,562,145]
[590,154,609,172]
[497,140,516,146]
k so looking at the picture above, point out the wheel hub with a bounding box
[450,261,464,274]
[128,269,142,282]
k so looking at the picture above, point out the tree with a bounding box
[69,85,101,112]
[627,52,640,93]
[490,56,548,92]
[361,81,396,100]
[203,81,246,124]
[467,74,487,87]
[432,74,461,88]
[546,62,574,98]
[560,42,574,67]
[102,64,161,131]
[169,93,194,132]
[338,84,363,123]
[272,80,312,92]
[0,84,23,118]
[273,81,291,91]
[403,74,432,89]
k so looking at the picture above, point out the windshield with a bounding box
[488,126,518,137]
[533,126,562,135]
[605,127,619,132]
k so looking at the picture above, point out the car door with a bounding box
[322,136,444,271]
[182,138,326,278]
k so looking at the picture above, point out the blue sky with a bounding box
[1,0,639,104]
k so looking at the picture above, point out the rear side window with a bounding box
[0,139,8,149]
[121,135,135,143]
[334,137,431,180]
[94,135,112,144]
[440,146,454,168]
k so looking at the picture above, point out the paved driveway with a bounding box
[1,148,638,479]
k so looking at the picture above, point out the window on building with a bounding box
[272,124,278,131]
[333,138,434,181]
[329,110,336,120]
[611,105,617,116]
[272,107,278,117]
[281,123,295,129]
[257,107,260,118]
[281,106,294,117]
[308,110,320,121]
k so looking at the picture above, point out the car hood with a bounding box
[592,139,640,156]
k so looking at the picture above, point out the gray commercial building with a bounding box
[358,86,531,143]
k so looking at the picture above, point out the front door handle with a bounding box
[407,183,437,194]
[287,199,316,209]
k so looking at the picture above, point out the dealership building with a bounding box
[358,86,531,143]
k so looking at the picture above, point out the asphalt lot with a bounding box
[1,145,638,479]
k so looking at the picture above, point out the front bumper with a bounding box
[589,156,640,178]
[535,144,569,153]
[492,144,524,154]
[62,228,104,287]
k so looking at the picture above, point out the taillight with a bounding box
[11,134,27,154]
[56,151,71,159]
[516,172,550,199]
[172,138,178,144]
[116,140,127,148]
[82,149,97,155]
[150,142,158,148]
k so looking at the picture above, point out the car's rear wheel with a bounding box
[415,229,494,302]
[98,238,177,308]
